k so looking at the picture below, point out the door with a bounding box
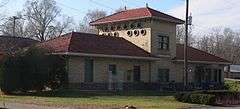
[108,64,116,90]
[84,58,94,82]
[133,66,141,82]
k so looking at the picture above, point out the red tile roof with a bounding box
[174,44,230,63]
[38,32,230,63]
[38,32,153,57]
[90,7,184,25]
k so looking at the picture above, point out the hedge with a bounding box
[0,47,67,93]
[224,80,240,91]
[175,91,240,106]
[174,92,215,105]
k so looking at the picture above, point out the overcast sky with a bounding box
[0,0,239,34]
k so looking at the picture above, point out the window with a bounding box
[205,69,211,82]
[109,64,117,75]
[158,35,169,50]
[123,24,128,29]
[218,69,222,83]
[214,69,218,82]
[133,66,141,82]
[116,25,121,30]
[137,22,142,28]
[130,23,135,29]
[126,70,132,82]
[158,69,169,82]
[84,58,94,82]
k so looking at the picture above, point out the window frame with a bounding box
[109,64,117,75]
[84,58,94,82]
[157,35,169,50]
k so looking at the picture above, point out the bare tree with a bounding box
[49,16,74,38]
[0,13,26,37]
[176,25,195,46]
[24,0,61,41]
[114,7,126,13]
[196,27,240,64]
[0,0,9,26]
[77,9,106,33]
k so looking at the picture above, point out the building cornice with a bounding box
[50,52,165,61]
[172,60,231,65]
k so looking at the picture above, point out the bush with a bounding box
[175,92,215,105]
[224,80,240,91]
[0,47,67,93]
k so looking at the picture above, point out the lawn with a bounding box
[0,90,194,109]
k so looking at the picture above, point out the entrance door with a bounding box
[133,66,141,82]
[108,64,116,90]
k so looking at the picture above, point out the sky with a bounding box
[0,0,240,34]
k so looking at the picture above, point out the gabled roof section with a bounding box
[38,32,153,58]
[90,7,184,25]
[174,44,230,64]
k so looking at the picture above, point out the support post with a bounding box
[184,0,189,88]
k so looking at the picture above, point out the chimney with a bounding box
[146,3,149,7]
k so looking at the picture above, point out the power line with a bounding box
[122,0,139,7]
[89,0,114,10]
[0,0,9,7]
[57,1,87,13]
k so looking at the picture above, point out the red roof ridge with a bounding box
[89,9,126,25]
[90,7,150,25]
[41,32,72,43]
[176,43,230,63]
[90,7,184,25]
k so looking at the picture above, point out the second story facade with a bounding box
[90,7,184,58]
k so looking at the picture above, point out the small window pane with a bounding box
[109,65,117,75]
[158,35,169,50]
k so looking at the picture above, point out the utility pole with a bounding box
[184,0,189,88]
[12,16,20,36]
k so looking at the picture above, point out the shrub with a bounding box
[175,92,215,105]
[224,80,240,91]
[189,93,215,105]
[0,47,67,93]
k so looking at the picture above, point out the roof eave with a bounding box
[50,52,162,61]
[90,16,184,26]
[172,59,231,65]
[90,16,152,26]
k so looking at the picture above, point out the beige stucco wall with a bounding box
[68,56,151,84]
[98,19,152,53]
[68,55,226,84]
[150,20,177,57]
[150,58,184,83]
[97,19,177,58]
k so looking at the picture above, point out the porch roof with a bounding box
[174,44,231,64]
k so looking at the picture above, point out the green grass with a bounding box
[0,90,193,109]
